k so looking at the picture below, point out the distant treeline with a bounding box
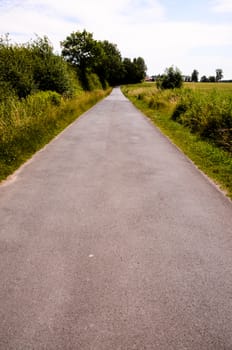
[0,30,147,99]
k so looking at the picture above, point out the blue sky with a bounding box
[0,0,231,79]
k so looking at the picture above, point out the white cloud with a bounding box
[0,0,166,51]
[115,20,232,76]
[5,0,164,26]
[211,0,232,13]
[0,0,231,78]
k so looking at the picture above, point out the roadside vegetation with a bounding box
[121,82,232,198]
[0,31,147,181]
[0,89,109,181]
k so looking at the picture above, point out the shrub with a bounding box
[0,35,79,98]
[26,91,62,108]
[0,43,36,98]
[157,66,183,90]
[85,73,103,91]
[171,89,232,151]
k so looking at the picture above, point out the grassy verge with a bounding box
[121,83,232,199]
[0,88,111,182]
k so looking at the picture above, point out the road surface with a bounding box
[0,88,232,349]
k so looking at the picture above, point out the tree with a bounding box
[157,66,183,89]
[209,76,216,82]
[0,34,76,98]
[133,57,147,82]
[185,76,191,82]
[121,57,147,84]
[61,30,102,89]
[191,69,199,82]
[96,40,123,86]
[29,36,73,94]
[61,29,147,87]
[61,30,97,68]
[0,36,35,98]
[200,75,209,82]
[121,58,134,83]
[216,69,223,82]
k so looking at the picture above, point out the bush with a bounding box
[157,66,183,90]
[0,42,36,98]
[26,91,62,108]
[85,73,103,91]
[0,35,79,98]
[171,89,232,151]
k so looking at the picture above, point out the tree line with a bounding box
[185,69,223,83]
[0,30,147,99]
[154,66,225,90]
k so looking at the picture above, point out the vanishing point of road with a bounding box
[0,88,232,350]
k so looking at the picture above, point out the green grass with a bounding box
[121,83,232,199]
[138,81,232,93]
[185,82,232,93]
[0,89,111,182]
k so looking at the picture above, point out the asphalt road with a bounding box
[0,87,232,350]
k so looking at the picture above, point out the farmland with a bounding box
[121,82,232,198]
[185,82,232,92]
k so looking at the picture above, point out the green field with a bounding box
[184,83,232,96]
[137,81,232,94]
[141,81,232,93]
[185,82,232,92]
[122,82,232,198]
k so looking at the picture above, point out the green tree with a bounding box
[61,29,147,87]
[30,36,73,94]
[0,36,35,98]
[216,69,223,82]
[122,57,147,84]
[97,40,123,86]
[209,76,216,82]
[122,58,135,83]
[61,30,102,89]
[133,57,147,82]
[200,75,209,82]
[191,69,199,82]
[0,34,76,98]
[157,66,183,89]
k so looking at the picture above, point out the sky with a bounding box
[0,0,232,79]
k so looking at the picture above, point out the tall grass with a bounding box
[172,88,232,152]
[123,83,232,152]
[0,89,111,181]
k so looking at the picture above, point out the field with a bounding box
[185,82,232,92]
[121,82,232,198]
[126,81,232,95]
